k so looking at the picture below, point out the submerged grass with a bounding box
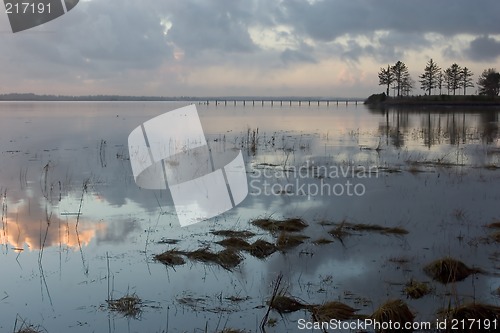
[371,300,414,332]
[312,301,360,321]
[251,217,308,233]
[268,294,309,313]
[13,317,47,333]
[328,221,408,242]
[312,237,334,245]
[346,223,409,235]
[404,279,431,299]
[107,294,142,318]
[424,257,481,284]
[211,230,256,238]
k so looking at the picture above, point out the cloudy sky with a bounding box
[1,0,499,97]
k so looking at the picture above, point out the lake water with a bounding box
[0,101,499,332]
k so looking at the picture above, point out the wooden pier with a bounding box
[200,99,363,107]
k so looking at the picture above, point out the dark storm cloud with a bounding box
[164,0,258,56]
[0,0,173,83]
[465,35,500,61]
[277,0,500,41]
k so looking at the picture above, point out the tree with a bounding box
[477,68,500,97]
[461,67,474,95]
[444,63,462,95]
[419,59,441,95]
[401,75,415,96]
[437,71,443,95]
[378,65,394,96]
[391,61,410,97]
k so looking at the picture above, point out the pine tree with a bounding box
[437,71,443,95]
[378,65,394,96]
[444,63,462,95]
[461,67,474,95]
[391,61,410,97]
[419,59,441,95]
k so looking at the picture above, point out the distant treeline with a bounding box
[0,93,198,101]
[378,59,500,98]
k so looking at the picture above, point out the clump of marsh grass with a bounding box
[185,247,243,270]
[423,257,482,284]
[312,238,333,245]
[268,294,309,313]
[312,301,360,321]
[251,217,308,233]
[216,237,252,250]
[404,279,431,299]
[485,221,500,229]
[491,232,500,243]
[341,222,409,235]
[211,229,256,238]
[349,223,408,235]
[371,300,414,332]
[439,303,500,332]
[216,249,244,270]
[275,232,308,250]
[185,248,219,263]
[327,220,409,241]
[247,239,276,259]
[107,293,142,318]
[154,249,185,266]
[328,220,350,244]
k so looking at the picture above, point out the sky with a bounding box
[0,0,499,98]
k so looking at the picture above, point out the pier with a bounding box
[200,98,363,107]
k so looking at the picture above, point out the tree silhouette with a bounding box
[378,65,394,96]
[437,71,443,95]
[401,75,415,96]
[444,63,462,95]
[477,68,500,97]
[419,59,441,95]
[461,67,474,95]
[391,61,410,97]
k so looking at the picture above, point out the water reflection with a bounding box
[370,106,500,148]
[1,197,105,251]
[0,102,499,332]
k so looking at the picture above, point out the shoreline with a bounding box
[364,93,500,107]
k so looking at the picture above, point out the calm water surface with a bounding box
[0,101,499,332]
